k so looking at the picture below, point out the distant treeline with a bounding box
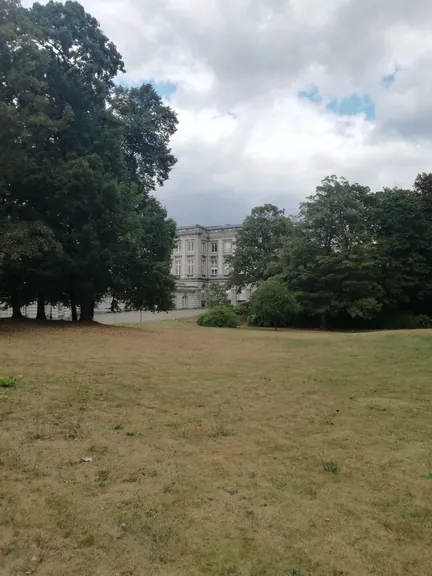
[228,174,432,330]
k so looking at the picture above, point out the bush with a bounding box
[197,306,239,328]
[234,301,249,321]
[384,312,432,330]
[248,278,299,330]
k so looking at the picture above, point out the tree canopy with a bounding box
[227,204,292,290]
[0,0,178,320]
[232,174,432,330]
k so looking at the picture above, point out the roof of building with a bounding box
[177,224,241,231]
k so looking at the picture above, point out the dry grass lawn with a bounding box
[1,319,432,576]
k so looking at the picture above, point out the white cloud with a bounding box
[21,0,432,224]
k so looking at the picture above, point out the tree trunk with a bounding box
[36,295,46,321]
[320,311,327,330]
[79,299,95,322]
[70,295,78,322]
[11,296,23,319]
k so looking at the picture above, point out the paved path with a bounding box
[95,308,203,325]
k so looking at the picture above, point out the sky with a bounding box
[22,0,432,225]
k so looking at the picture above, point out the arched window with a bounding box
[182,294,189,309]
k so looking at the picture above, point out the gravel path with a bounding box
[95,308,203,325]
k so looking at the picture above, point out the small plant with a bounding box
[66,424,82,440]
[124,476,138,483]
[322,457,340,474]
[113,424,124,430]
[96,470,109,487]
[0,377,16,388]
[420,459,432,479]
[285,571,301,576]
[208,424,236,438]
[34,432,44,440]
[163,481,175,493]
[126,431,136,437]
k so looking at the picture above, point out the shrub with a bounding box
[384,312,432,330]
[197,306,239,328]
[248,278,299,330]
[234,301,249,321]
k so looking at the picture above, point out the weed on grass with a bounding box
[95,470,109,487]
[0,377,16,388]
[208,423,237,438]
[124,476,138,483]
[66,424,82,440]
[322,457,340,474]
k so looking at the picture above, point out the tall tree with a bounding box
[284,176,382,329]
[373,184,432,317]
[227,204,292,290]
[109,195,177,312]
[0,1,179,321]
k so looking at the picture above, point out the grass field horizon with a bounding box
[1,319,432,575]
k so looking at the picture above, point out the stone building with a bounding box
[172,224,251,309]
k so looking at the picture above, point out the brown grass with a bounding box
[1,319,432,576]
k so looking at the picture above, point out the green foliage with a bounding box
[384,313,432,330]
[227,204,292,290]
[206,283,231,308]
[0,377,16,388]
[0,0,178,320]
[283,176,383,328]
[373,187,432,317]
[197,306,239,328]
[233,301,250,321]
[322,458,340,474]
[249,278,299,330]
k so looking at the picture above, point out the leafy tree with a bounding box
[227,204,292,290]
[0,1,178,321]
[206,283,230,308]
[249,278,299,330]
[373,184,432,317]
[111,84,178,192]
[109,196,177,312]
[283,176,382,329]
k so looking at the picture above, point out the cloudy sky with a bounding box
[23,0,432,225]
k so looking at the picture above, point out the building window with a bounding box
[187,240,195,252]
[174,240,181,253]
[223,239,232,254]
[201,257,206,276]
[187,257,195,276]
[182,294,189,308]
[211,241,218,253]
[201,241,206,254]
[174,258,181,276]
[224,261,232,276]
[210,257,218,276]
